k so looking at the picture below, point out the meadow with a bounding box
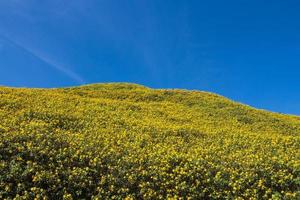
[0,83,299,199]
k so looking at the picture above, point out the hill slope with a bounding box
[0,83,299,199]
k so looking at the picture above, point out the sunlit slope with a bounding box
[0,83,299,199]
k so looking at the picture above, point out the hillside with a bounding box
[0,83,299,199]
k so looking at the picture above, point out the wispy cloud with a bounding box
[0,34,85,84]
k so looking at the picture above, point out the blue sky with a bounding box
[0,1,300,115]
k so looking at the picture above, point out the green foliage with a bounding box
[0,83,299,199]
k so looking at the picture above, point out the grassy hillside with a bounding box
[0,83,299,199]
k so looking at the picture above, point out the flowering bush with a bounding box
[0,83,299,199]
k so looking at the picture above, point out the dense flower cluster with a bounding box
[0,83,299,199]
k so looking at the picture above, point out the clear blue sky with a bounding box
[0,1,300,115]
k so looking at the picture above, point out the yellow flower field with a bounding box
[0,83,299,199]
